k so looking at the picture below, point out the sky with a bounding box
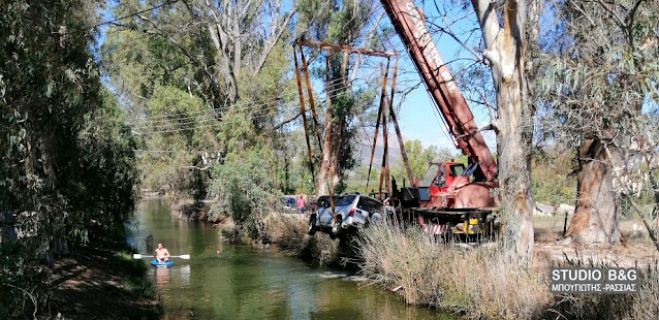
[352,1,496,152]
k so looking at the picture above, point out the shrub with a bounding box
[211,147,280,235]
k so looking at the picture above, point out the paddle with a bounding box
[132,253,191,260]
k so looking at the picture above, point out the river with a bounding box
[130,199,452,319]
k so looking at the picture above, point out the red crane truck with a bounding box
[380,0,499,239]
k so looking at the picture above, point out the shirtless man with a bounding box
[154,243,170,262]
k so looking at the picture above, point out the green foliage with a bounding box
[135,84,216,192]
[345,164,381,194]
[1,1,138,317]
[538,1,658,143]
[327,0,369,43]
[111,250,157,299]
[212,146,279,225]
[390,140,455,182]
[530,148,577,205]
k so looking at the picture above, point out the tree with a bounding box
[297,0,384,195]
[102,0,297,199]
[394,139,453,183]
[1,1,137,316]
[469,0,540,259]
[538,0,658,245]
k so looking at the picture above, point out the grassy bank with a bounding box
[46,248,161,319]
[357,224,659,319]
[213,212,346,268]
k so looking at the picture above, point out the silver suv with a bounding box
[308,194,383,239]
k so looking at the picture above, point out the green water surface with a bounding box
[132,199,452,320]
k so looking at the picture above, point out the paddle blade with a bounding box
[132,254,143,259]
[178,254,190,260]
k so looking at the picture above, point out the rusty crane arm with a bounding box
[379,0,497,183]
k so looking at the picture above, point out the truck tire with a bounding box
[308,214,317,235]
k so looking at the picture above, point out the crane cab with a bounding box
[416,161,486,209]
[420,161,465,192]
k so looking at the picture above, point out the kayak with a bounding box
[151,259,174,268]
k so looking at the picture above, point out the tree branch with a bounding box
[254,9,296,74]
[594,0,626,28]
[471,0,502,51]
[272,112,302,130]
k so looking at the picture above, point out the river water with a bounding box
[130,199,452,319]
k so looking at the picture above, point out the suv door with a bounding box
[356,197,382,220]
[318,196,344,226]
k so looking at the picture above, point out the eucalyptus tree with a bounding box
[459,0,541,259]
[102,0,297,195]
[1,1,137,316]
[539,0,658,245]
[297,0,385,195]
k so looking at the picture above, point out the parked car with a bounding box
[309,193,383,238]
[281,195,297,214]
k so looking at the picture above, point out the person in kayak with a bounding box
[154,243,171,262]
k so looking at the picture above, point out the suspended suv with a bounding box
[308,193,383,239]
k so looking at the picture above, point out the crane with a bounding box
[380,0,498,238]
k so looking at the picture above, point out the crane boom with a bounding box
[380,0,497,182]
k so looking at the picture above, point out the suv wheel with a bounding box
[370,213,382,225]
[308,214,317,235]
[331,216,342,238]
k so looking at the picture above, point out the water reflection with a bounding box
[154,264,191,287]
[154,267,170,285]
[133,199,454,320]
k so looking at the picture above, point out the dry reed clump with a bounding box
[356,223,552,319]
[262,213,307,250]
[299,233,341,267]
[261,213,341,265]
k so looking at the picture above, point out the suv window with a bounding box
[337,195,357,206]
[317,196,343,208]
[316,196,329,208]
[357,197,382,212]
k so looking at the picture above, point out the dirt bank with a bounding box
[45,248,160,319]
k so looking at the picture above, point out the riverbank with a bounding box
[358,223,659,319]
[163,195,343,268]
[165,198,659,319]
[215,211,346,268]
[45,247,160,319]
[245,211,659,319]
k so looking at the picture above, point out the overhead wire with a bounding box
[129,76,359,117]
[133,86,381,135]
[129,81,371,135]
[123,76,358,125]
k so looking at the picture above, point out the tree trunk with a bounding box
[472,0,535,259]
[316,53,349,195]
[565,137,621,245]
[496,66,535,259]
[316,55,338,195]
[317,120,341,195]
